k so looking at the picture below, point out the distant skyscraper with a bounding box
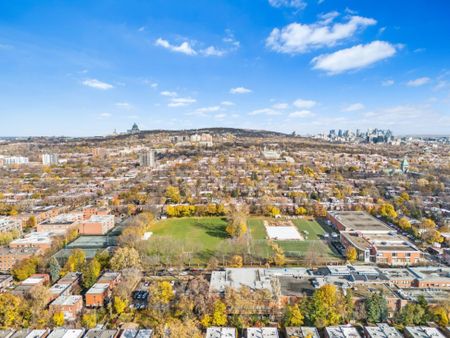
[139,150,156,168]
[42,153,59,165]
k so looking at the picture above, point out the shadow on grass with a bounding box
[193,221,229,239]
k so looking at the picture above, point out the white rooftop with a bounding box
[246,328,279,338]
[206,327,236,338]
[325,326,361,338]
[404,327,445,338]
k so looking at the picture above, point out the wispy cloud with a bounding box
[99,112,111,118]
[249,108,282,116]
[266,13,376,54]
[407,77,430,87]
[221,101,235,106]
[156,31,239,57]
[268,0,307,10]
[155,38,197,55]
[168,97,196,107]
[289,110,314,118]
[382,79,395,86]
[342,102,365,112]
[272,102,289,110]
[312,41,397,74]
[115,102,133,110]
[293,99,317,109]
[82,79,114,90]
[160,91,178,97]
[230,87,252,94]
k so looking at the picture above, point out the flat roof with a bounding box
[86,283,109,294]
[329,211,391,234]
[285,327,320,338]
[325,326,361,338]
[364,324,402,338]
[206,327,236,338]
[404,327,445,338]
[246,328,279,338]
[46,329,84,338]
[51,295,82,306]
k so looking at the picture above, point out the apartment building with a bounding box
[0,247,40,271]
[49,295,83,321]
[78,215,114,235]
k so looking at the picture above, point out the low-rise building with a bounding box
[0,247,40,271]
[46,329,85,338]
[49,295,83,321]
[404,327,446,338]
[246,328,279,338]
[206,327,237,338]
[325,326,361,338]
[364,324,402,338]
[9,232,54,251]
[85,329,119,338]
[78,215,114,235]
[0,217,22,233]
[285,327,320,338]
[85,283,110,307]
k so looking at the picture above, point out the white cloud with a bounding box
[201,46,226,57]
[289,110,314,118]
[312,40,397,74]
[190,106,221,116]
[156,31,238,57]
[434,80,447,91]
[99,113,111,118]
[342,102,365,112]
[115,102,133,110]
[82,79,114,90]
[155,38,197,55]
[382,79,394,86]
[223,30,240,49]
[266,14,376,54]
[221,101,235,106]
[272,102,289,110]
[168,97,196,107]
[268,0,307,9]
[249,108,282,116]
[214,113,227,120]
[160,91,177,97]
[230,87,252,94]
[407,77,430,87]
[293,99,317,109]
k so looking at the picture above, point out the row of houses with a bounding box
[206,325,450,338]
[0,328,153,338]
[0,271,121,321]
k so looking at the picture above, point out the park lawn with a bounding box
[275,218,340,260]
[292,218,326,240]
[149,217,228,256]
[247,218,273,258]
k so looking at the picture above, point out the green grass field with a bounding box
[149,217,228,259]
[275,219,340,261]
[148,216,341,264]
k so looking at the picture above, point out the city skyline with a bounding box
[1,0,450,136]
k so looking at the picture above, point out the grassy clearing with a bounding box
[149,217,228,256]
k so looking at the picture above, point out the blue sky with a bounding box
[0,0,449,136]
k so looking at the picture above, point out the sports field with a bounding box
[148,216,341,264]
[275,218,340,260]
[149,217,228,254]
